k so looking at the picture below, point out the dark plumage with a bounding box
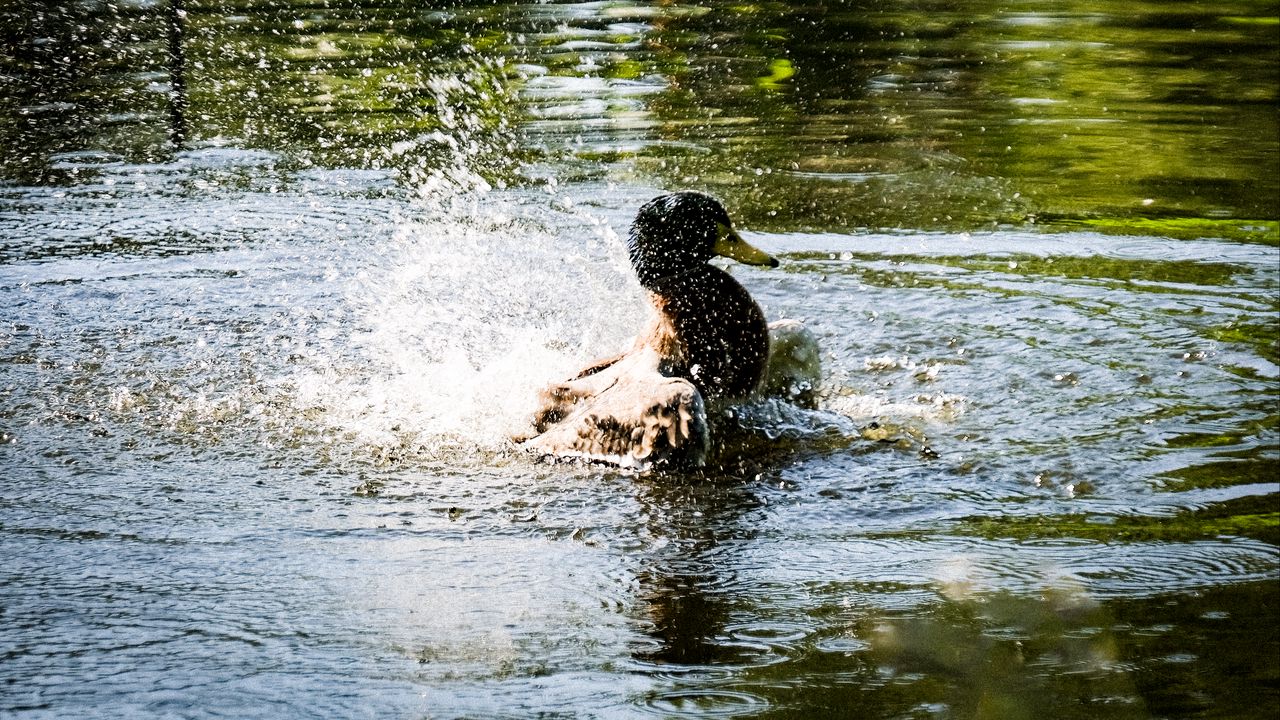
[519,191,782,468]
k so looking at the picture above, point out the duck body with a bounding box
[643,264,770,401]
[519,191,796,469]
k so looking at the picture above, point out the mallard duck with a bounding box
[519,191,817,468]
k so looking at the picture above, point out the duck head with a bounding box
[627,191,778,289]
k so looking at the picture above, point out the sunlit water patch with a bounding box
[2,158,1275,497]
[2,151,1277,716]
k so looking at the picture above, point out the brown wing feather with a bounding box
[520,348,709,469]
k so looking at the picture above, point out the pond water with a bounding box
[1,1,1277,718]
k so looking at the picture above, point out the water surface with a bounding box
[2,1,1277,718]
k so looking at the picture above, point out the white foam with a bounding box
[284,186,645,463]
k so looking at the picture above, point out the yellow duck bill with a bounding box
[713,226,779,267]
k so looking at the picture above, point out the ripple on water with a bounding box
[725,620,815,650]
[1064,539,1280,596]
[639,689,770,718]
[813,635,872,655]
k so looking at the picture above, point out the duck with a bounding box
[518,191,821,469]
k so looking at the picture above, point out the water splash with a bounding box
[279,182,648,466]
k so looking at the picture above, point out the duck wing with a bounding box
[520,347,710,469]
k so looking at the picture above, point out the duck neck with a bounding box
[637,263,713,295]
[635,263,691,292]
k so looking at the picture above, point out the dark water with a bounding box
[2,1,1278,718]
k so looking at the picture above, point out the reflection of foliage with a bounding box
[0,0,172,184]
[716,573,1277,717]
[1043,216,1279,245]
[950,493,1279,545]
[626,0,1280,231]
[865,588,1143,720]
[0,0,531,186]
[183,1,526,183]
[1,0,1275,234]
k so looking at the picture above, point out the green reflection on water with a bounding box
[3,0,1277,234]
[0,0,529,184]
[952,493,1279,545]
[1160,456,1280,493]
[1046,217,1279,245]
[790,250,1251,286]
[682,579,1278,719]
[622,0,1280,232]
